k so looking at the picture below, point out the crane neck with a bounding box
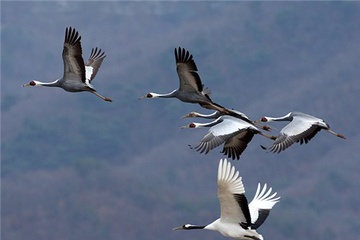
[33,79,61,87]
[150,89,177,98]
[184,224,206,230]
[264,113,292,122]
[193,118,222,128]
[196,111,222,119]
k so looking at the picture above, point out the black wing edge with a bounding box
[234,193,252,229]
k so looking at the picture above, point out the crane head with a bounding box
[181,123,197,129]
[182,112,198,118]
[172,225,187,230]
[22,80,38,87]
[139,92,158,99]
[260,117,268,122]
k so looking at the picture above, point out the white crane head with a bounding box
[22,80,41,87]
[260,117,268,122]
[181,122,198,129]
[139,92,156,99]
[182,111,200,118]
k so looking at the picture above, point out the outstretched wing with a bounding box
[248,183,280,229]
[268,118,322,153]
[175,47,204,93]
[221,130,256,160]
[62,27,85,83]
[217,159,252,228]
[192,117,248,155]
[85,47,106,83]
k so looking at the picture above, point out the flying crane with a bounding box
[258,111,346,153]
[23,27,112,102]
[173,158,280,240]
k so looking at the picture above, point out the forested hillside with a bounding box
[2,1,360,240]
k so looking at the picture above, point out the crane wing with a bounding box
[268,118,322,153]
[221,130,256,160]
[175,47,204,93]
[193,117,249,155]
[248,183,280,229]
[217,159,252,228]
[62,27,86,83]
[85,47,106,83]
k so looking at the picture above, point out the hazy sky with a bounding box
[2,1,360,240]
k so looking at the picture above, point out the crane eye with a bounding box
[261,117,267,122]
[146,93,153,98]
[189,123,196,128]
[30,81,36,86]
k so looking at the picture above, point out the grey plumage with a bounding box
[182,115,275,160]
[140,47,232,114]
[259,111,346,153]
[23,27,112,102]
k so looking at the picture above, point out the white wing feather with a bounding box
[248,183,280,224]
[85,65,93,84]
[281,117,313,136]
[217,159,247,224]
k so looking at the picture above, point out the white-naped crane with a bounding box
[140,47,231,113]
[173,158,280,240]
[258,111,346,153]
[23,27,112,102]
[182,116,276,160]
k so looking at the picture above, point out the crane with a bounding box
[23,27,112,102]
[140,47,231,113]
[182,116,276,160]
[173,158,280,240]
[258,111,346,153]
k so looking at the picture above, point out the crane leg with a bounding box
[91,91,113,102]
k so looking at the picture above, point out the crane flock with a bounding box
[23,27,347,240]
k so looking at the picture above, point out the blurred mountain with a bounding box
[2,1,360,240]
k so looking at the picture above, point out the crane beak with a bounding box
[172,226,184,231]
[180,125,189,129]
[22,83,30,87]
